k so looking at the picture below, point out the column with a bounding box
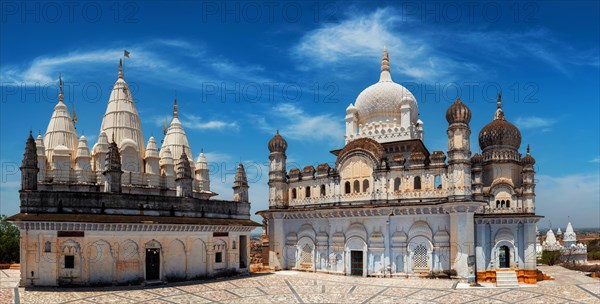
[268,215,285,270]
[449,210,475,277]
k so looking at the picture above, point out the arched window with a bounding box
[363,179,369,192]
[44,241,52,253]
[394,177,401,192]
[353,180,360,193]
[496,200,500,208]
[414,176,421,190]
[345,181,351,194]
[305,186,311,198]
[506,200,510,208]
[501,200,505,208]
[320,184,326,196]
[291,188,297,199]
[434,175,442,189]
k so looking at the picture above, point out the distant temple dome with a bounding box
[446,98,472,124]
[354,48,418,125]
[479,93,521,151]
[268,130,287,153]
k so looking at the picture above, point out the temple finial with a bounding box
[381,47,390,72]
[276,129,279,135]
[497,91,502,109]
[58,73,64,103]
[118,58,124,79]
[173,98,178,118]
[527,144,530,154]
[379,47,392,82]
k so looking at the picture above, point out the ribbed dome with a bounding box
[521,145,535,165]
[268,130,287,153]
[98,60,145,172]
[446,98,471,124]
[354,48,418,125]
[44,76,78,162]
[161,99,194,165]
[479,95,521,151]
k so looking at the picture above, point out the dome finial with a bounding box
[276,129,279,134]
[494,91,505,120]
[527,144,530,154]
[173,98,178,118]
[379,47,392,82]
[118,58,124,79]
[497,91,502,109]
[58,73,64,103]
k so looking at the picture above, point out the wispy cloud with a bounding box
[0,39,272,88]
[292,8,474,82]
[293,7,598,81]
[149,113,238,132]
[515,116,557,132]
[590,156,600,163]
[181,113,239,131]
[253,103,344,143]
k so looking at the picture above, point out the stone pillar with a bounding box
[449,209,475,278]
[268,215,285,270]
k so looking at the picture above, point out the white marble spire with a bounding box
[98,59,145,172]
[160,98,194,166]
[44,74,78,164]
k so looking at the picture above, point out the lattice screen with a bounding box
[412,244,428,269]
[299,244,313,269]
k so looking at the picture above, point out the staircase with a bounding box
[496,270,519,288]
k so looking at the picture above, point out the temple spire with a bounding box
[173,98,178,118]
[494,91,505,120]
[118,58,124,79]
[58,74,64,103]
[379,47,392,82]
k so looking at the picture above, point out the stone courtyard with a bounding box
[1,266,598,304]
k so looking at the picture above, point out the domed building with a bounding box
[10,60,259,287]
[259,49,542,286]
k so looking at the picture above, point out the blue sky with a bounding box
[1,1,598,229]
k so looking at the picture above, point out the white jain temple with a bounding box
[259,49,543,284]
[9,60,260,287]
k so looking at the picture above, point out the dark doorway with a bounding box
[350,251,363,276]
[499,245,510,268]
[239,235,247,268]
[146,248,160,280]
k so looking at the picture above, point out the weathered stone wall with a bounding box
[19,190,251,219]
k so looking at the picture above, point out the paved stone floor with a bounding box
[1,266,598,304]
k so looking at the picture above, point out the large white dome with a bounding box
[353,48,418,126]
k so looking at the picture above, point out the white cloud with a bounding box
[0,39,272,89]
[536,173,600,229]
[181,113,239,131]
[293,7,598,81]
[254,103,344,143]
[515,116,557,131]
[149,113,238,132]
[292,8,473,82]
[590,157,600,163]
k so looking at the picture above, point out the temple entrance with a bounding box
[350,251,363,276]
[145,248,160,280]
[499,245,510,268]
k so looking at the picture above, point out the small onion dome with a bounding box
[471,153,483,165]
[268,130,287,153]
[521,144,535,165]
[478,93,521,151]
[446,98,472,124]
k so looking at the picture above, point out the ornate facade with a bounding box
[10,62,260,287]
[259,49,542,284]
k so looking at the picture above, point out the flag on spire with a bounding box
[72,103,78,124]
[124,49,130,58]
[163,117,168,135]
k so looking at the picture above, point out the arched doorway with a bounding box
[499,245,510,268]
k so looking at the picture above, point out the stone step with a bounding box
[496,271,519,288]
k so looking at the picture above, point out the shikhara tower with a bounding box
[10,59,259,287]
[259,49,542,285]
